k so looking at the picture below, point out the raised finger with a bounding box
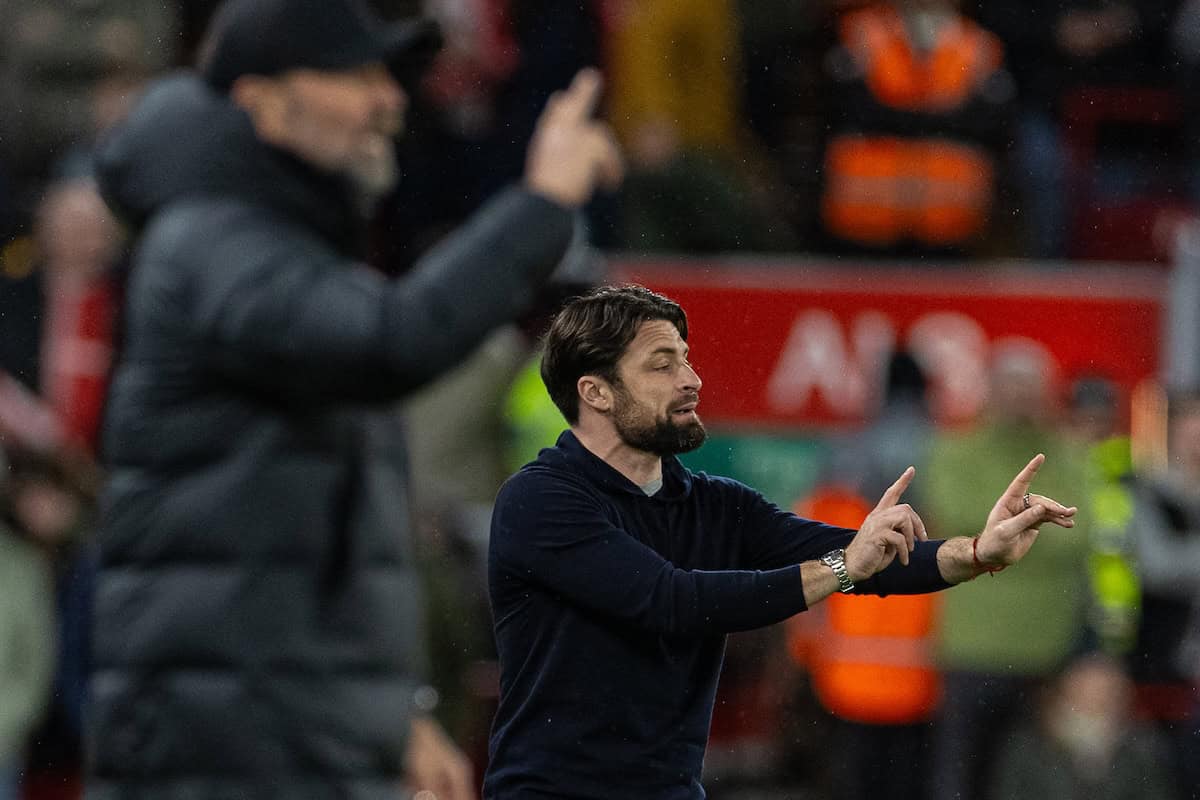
[1003,453,1045,501]
[873,466,915,512]
[554,67,604,124]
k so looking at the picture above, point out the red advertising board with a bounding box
[613,260,1167,429]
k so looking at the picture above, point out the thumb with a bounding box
[1005,503,1045,533]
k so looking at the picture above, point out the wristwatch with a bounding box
[819,548,855,594]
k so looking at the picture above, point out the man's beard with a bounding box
[612,386,707,457]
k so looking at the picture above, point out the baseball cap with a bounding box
[200,0,442,90]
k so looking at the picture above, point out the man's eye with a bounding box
[654,364,671,372]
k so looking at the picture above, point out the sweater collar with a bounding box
[553,430,693,501]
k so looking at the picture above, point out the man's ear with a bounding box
[230,75,286,141]
[578,375,612,414]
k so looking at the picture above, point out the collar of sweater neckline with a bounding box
[553,430,694,501]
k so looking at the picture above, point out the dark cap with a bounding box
[200,0,442,90]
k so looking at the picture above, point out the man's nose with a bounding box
[681,363,702,392]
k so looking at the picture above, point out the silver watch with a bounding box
[819,548,855,594]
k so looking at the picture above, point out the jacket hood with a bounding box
[97,72,360,245]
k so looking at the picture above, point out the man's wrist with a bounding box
[936,536,990,585]
[819,548,855,593]
[971,536,1007,577]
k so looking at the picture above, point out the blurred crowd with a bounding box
[6,0,1200,264]
[2,0,1200,799]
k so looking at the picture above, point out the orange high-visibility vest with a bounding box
[821,6,1003,248]
[789,484,941,725]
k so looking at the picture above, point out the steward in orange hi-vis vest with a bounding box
[790,483,941,724]
[820,4,1012,252]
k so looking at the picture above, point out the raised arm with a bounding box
[185,69,621,403]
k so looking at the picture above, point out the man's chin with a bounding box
[656,417,707,456]
[674,420,708,454]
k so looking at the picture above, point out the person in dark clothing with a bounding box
[970,0,1183,258]
[1128,390,1200,799]
[484,285,1079,799]
[85,0,623,797]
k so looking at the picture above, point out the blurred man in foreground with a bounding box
[85,0,621,797]
[485,285,1076,799]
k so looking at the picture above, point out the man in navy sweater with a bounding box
[484,285,1077,799]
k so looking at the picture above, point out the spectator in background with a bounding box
[817,0,1014,257]
[1171,0,1200,208]
[606,0,798,252]
[85,0,623,798]
[924,340,1091,800]
[0,178,124,456]
[791,351,940,800]
[972,0,1182,259]
[1128,390,1200,799]
[988,652,1177,800]
[734,0,834,240]
[0,0,178,215]
[2,451,94,800]
[0,176,122,800]
[23,181,124,455]
[1064,376,1141,658]
[0,449,57,800]
[854,351,937,501]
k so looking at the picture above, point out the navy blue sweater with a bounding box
[484,431,949,799]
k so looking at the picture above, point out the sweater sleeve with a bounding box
[490,472,811,636]
[729,478,951,596]
[179,186,574,403]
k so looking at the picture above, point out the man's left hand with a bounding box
[973,453,1077,570]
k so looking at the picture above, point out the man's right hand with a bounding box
[524,68,624,208]
[844,467,928,583]
[403,715,476,800]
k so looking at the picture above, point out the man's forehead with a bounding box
[628,319,686,353]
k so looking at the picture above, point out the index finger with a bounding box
[873,466,915,512]
[1003,453,1045,500]
[553,67,604,123]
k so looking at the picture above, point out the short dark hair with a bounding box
[541,285,688,424]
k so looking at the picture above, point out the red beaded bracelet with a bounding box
[972,537,1006,577]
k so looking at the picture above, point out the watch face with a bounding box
[821,549,853,592]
